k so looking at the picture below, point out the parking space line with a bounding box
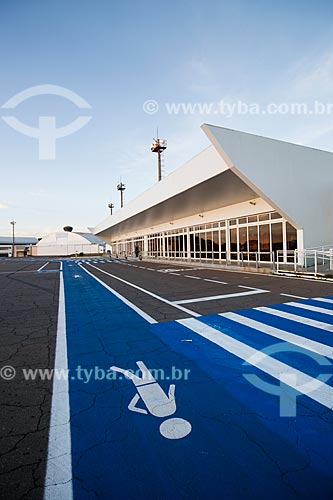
[44,262,72,499]
[173,288,269,305]
[280,293,307,299]
[85,263,200,317]
[37,262,49,272]
[204,279,228,285]
[80,264,157,324]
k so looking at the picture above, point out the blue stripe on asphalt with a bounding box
[62,262,333,499]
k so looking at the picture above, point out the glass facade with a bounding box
[111,211,298,263]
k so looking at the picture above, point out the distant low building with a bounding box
[32,230,105,257]
[0,236,38,257]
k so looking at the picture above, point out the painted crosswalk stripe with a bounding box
[314,297,333,304]
[286,301,333,316]
[177,317,333,410]
[255,306,333,331]
[221,311,333,358]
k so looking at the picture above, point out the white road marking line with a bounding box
[256,306,333,331]
[80,264,157,324]
[169,273,181,276]
[238,285,262,291]
[280,293,307,299]
[222,312,333,359]
[285,301,333,316]
[44,265,73,500]
[37,262,49,272]
[177,318,333,410]
[85,263,200,317]
[204,279,228,285]
[185,275,201,280]
[173,289,269,305]
[314,297,333,304]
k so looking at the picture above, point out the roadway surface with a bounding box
[1,257,333,499]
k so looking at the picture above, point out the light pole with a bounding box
[10,220,16,257]
[117,182,126,208]
[108,202,114,215]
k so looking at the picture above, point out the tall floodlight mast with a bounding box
[151,130,167,182]
[108,202,114,215]
[117,181,126,208]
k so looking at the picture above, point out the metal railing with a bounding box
[276,249,333,276]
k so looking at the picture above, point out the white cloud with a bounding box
[0,203,8,209]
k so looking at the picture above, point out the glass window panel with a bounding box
[230,228,238,259]
[259,213,269,221]
[259,224,270,261]
[248,225,258,251]
[239,227,248,254]
[212,231,219,260]
[271,222,283,251]
[229,219,237,226]
[248,215,257,223]
[271,212,282,220]
[239,217,247,225]
[220,229,226,259]
[206,231,213,259]
[286,222,297,250]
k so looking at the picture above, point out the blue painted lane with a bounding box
[63,262,333,499]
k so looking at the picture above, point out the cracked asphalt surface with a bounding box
[0,260,59,500]
[1,257,333,499]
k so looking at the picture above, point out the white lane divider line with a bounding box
[177,317,333,410]
[169,273,181,276]
[80,264,157,324]
[280,293,307,299]
[37,262,49,272]
[85,263,200,318]
[185,275,201,280]
[285,301,333,316]
[256,306,333,331]
[204,279,228,285]
[173,288,269,305]
[238,285,263,291]
[222,312,333,359]
[44,264,73,500]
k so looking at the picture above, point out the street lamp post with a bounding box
[10,220,16,258]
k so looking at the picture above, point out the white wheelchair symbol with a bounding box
[111,361,192,440]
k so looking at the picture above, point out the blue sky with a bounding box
[1,0,333,236]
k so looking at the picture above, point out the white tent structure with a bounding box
[93,125,333,264]
[33,231,105,257]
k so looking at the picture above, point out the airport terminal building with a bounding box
[93,125,333,264]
